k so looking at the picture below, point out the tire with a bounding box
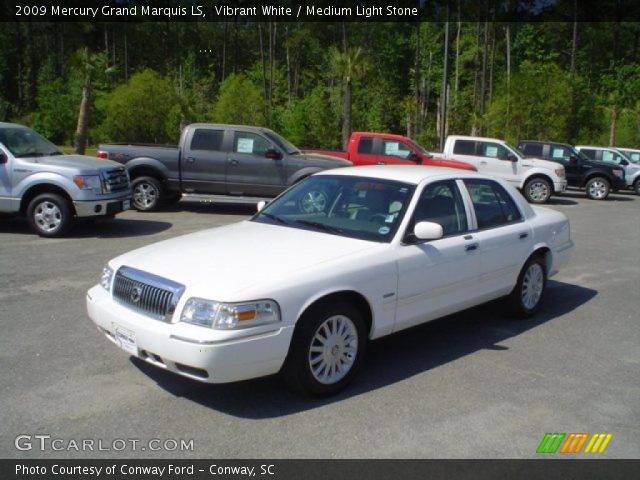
[585,177,610,200]
[634,179,640,196]
[26,193,74,237]
[507,255,547,318]
[281,301,367,396]
[131,176,163,211]
[297,188,329,214]
[523,177,553,204]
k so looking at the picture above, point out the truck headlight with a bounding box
[100,265,114,291]
[612,169,624,179]
[74,175,103,192]
[554,168,565,178]
[181,298,281,329]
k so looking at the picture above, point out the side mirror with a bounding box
[414,221,444,241]
[569,155,578,164]
[408,152,422,164]
[256,200,267,212]
[506,154,518,162]
[265,148,282,160]
[620,159,629,166]
[0,153,7,164]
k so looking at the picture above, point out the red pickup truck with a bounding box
[304,132,476,171]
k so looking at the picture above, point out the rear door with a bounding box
[450,139,481,169]
[226,130,287,196]
[461,179,532,297]
[351,136,379,166]
[180,127,227,194]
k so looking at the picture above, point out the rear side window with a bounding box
[464,179,522,229]
[357,137,374,154]
[453,140,476,155]
[521,143,543,157]
[190,129,224,151]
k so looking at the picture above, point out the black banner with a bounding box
[4,459,640,480]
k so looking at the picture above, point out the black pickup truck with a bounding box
[518,140,626,200]
[98,124,350,211]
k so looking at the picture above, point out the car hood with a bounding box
[520,157,563,170]
[25,154,123,172]
[300,153,352,167]
[110,221,377,299]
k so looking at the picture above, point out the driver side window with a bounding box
[382,140,412,160]
[233,132,272,156]
[409,180,468,237]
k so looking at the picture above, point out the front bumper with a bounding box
[86,285,293,383]
[553,179,568,194]
[74,196,131,217]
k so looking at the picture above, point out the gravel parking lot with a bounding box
[1,189,638,459]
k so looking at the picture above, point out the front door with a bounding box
[395,179,483,331]
[476,141,520,187]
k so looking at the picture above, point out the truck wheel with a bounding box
[585,177,610,200]
[26,193,74,237]
[523,177,552,204]
[281,301,367,396]
[634,179,640,196]
[297,188,329,214]
[132,176,163,211]
[507,255,547,318]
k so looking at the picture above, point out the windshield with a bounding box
[252,175,416,243]
[0,127,62,157]
[506,142,526,158]
[568,145,591,163]
[264,130,300,155]
[618,150,640,164]
[408,139,431,155]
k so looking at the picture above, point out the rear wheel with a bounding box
[585,177,610,200]
[26,193,74,237]
[508,255,547,318]
[634,178,640,196]
[131,176,163,211]
[523,177,552,204]
[282,301,366,396]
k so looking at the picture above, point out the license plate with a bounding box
[123,199,131,210]
[114,326,138,356]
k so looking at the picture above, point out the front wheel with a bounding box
[281,302,367,396]
[131,176,163,211]
[507,255,547,318]
[523,177,552,204]
[26,193,74,237]
[585,177,610,200]
[634,179,640,196]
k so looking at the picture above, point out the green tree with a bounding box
[99,69,181,143]
[211,73,265,126]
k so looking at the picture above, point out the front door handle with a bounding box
[465,242,479,251]
[519,232,529,239]
[186,157,196,163]
[377,161,386,165]
[480,161,488,165]
[229,159,239,165]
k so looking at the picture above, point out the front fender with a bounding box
[15,172,77,199]
[288,167,324,185]
[519,168,557,189]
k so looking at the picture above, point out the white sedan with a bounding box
[87,166,573,396]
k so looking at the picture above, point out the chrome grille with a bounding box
[100,167,130,193]
[112,266,185,321]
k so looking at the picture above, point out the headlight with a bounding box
[74,175,103,192]
[554,168,565,178]
[100,265,114,291]
[180,298,281,329]
[612,169,624,179]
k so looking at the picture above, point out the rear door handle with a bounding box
[465,242,479,251]
[519,232,529,239]
[480,161,488,165]
[377,161,386,165]
[186,157,196,163]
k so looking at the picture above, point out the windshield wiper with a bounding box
[260,212,289,225]
[294,219,343,234]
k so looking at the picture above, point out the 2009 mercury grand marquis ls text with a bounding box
[87,166,573,396]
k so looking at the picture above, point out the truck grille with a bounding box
[112,266,185,321]
[100,167,130,193]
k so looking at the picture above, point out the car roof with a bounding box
[519,140,572,148]
[0,122,28,129]
[316,165,487,185]
[446,135,506,143]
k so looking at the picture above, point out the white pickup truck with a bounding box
[432,136,567,203]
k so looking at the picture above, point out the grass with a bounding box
[58,145,99,157]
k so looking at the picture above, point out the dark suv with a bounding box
[518,140,626,200]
